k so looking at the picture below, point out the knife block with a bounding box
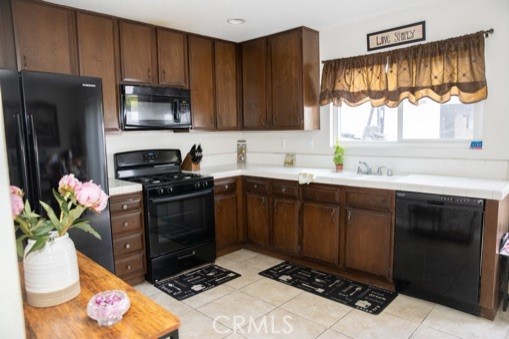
[181,153,200,171]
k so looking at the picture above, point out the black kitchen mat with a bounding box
[155,264,241,301]
[259,262,397,315]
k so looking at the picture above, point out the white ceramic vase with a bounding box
[23,232,80,307]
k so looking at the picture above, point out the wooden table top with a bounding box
[21,252,180,338]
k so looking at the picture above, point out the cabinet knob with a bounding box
[225,185,229,190]
[127,265,131,270]
[254,184,258,188]
[282,187,286,193]
[125,243,131,249]
[122,204,128,210]
[123,221,129,227]
[23,55,28,69]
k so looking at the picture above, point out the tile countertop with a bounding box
[198,164,509,200]
[108,178,143,196]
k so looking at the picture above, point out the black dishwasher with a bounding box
[394,191,484,315]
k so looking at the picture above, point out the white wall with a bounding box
[105,0,509,180]
[0,89,25,338]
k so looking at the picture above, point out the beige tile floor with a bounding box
[135,249,509,338]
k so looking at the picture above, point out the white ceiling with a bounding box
[45,0,436,42]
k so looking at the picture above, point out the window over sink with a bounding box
[329,97,483,145]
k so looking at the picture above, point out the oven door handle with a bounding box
[149,188,213,204]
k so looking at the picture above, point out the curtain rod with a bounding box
[321,28,495,64]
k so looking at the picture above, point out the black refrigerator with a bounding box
[1,69,115,273]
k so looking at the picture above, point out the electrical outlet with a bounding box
[307,137,314,149]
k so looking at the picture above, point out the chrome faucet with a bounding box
[376,166,386,176]
[357,161,372,175]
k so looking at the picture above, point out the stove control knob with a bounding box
[166,186,173,193]
[157,188,165,195]
[203,181,208,187]
[195,182,201,189]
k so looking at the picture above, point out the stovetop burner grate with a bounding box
[127,171,203,185]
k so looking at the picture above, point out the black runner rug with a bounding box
[259,261,397,315]
[155,264,241,301]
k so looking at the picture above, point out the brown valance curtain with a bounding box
[320,31,488,108]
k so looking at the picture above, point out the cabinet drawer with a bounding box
[110,193,142,213]
[214,179,236,195]
[115,252,145,277]
[302,185,340,204]
[272,181,298,199]
[346,189,393,212]
[111,211,143,236]
[113,232,144,257]
[244,178,269,195]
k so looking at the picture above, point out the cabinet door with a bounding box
[157,29,188,88]
[215,194,238,249]
[0,0,16,69]
[76,12,120,132]
[302,202,339,265]
[345,208,392,278]
[188,35,215,129]
[119,21,156,83]
[241,37,267,129]
[215,40,238,130]
[270,29,301,128]
[273,198,300,255]
[13,0,76,74]
[245,193,270,247]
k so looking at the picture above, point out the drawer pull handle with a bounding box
[123,222,129,227]
[125,243,131,249]
[127,265,131,270]
[122,204,128,210]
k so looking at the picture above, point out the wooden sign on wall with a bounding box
[367,21,426,51]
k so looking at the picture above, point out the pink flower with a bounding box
[10,185,23,197]
[11,194,24,218]
[75,181,105,208]
[58,174,81,196]
[90,190,109,213]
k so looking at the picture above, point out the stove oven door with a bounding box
[146,188,215,258]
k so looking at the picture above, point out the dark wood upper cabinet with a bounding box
[270,30,301,128]
[76,12,120,132]
[157,28,188,88]
[188,35,215,129]
[12,0,77,74]
[119,21,157,83]
[241,27,319,130]
[241,37,267,129]
[0,0,16,69]
[214,40,238,130]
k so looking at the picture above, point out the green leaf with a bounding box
[39,201,61,231]
[16,235,27,258]
[68,205,87,222]
[32,223,54,236]
[25,235,49,256]
[71,222,102,240]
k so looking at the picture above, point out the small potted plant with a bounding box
[333,139,345,172]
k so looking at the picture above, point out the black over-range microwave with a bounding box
[120,85,192,130]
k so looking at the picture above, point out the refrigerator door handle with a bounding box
[28,114,43,205]
[15,114,30,193]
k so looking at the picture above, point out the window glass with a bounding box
[332,97,480,144]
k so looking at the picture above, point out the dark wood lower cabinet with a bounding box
[301,202,340,266]
[273,198,300,255]
[246,193,270,247]
[345,208,392,279]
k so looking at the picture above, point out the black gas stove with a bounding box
[114,149,216,283]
